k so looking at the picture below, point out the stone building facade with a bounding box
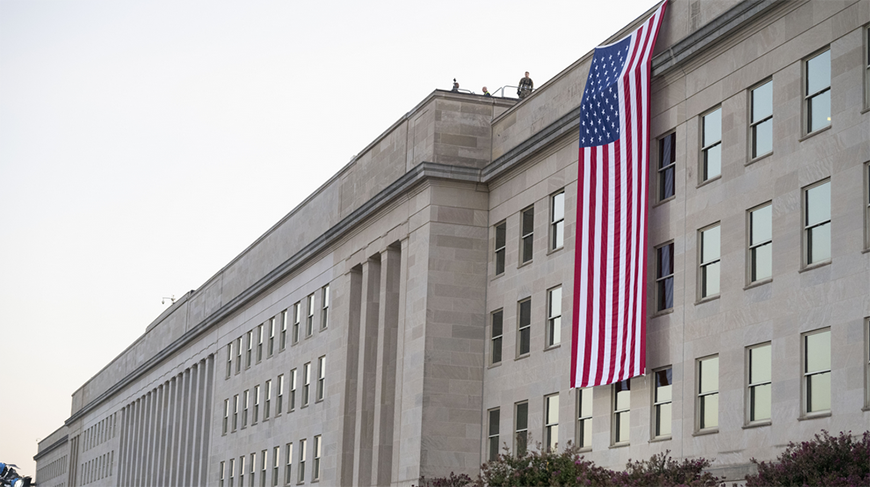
[35,0,870,485]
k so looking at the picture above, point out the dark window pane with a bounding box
[495,223,506,248]
[661,167,674,199]
[519,328,530,355]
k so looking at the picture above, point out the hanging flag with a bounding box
[571,1,667,389]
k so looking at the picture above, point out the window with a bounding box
[229,458,235,487]
[747,343,771,423]
[544,394,559,452]
[658,131,676,201]
[242,390,250,428]
[236,337,243,374]
[487,408,500,462]
[285,443,293,486]
[250,454,256,487]
[253,385,260,423]
[546,287,562,348]
[289,369,297,411]
[277,374,284,415]
[246,330,253,368]
[514,401,528,456]
[316,356,326,402]
[551,191,565,250]
[653,368,672,439]
[220,461,226,487]
[306,294,315,337]
[520,206,534,264]
[223,398,230,434]
[257,324,264,363]
[313,435,322,481]
[865,27,870,109]
[227,342,233,379]
[302,362,311,407]
[576,388,592,449]
[517,299,531,357]
[656,242,674,311]
[699,224,720,299]
[280,310,288,351]
[233,394,239,431]
[292,302,301,345]
[260,449,267,487]
[273,446,280,486]
[805,49,831,133]
[239,455,245,487]
[298,438,307,484]
[491,310,503,365]
[268,318,275,357]
[321,285,330,330]
[265,379,272,419]
[612,379,630,444]
[697,355,719,431]
[748,204,773,283]
[494,221,506,275]
[865,318,870,409]
[802,328,831,415]
[750,80,773,158]
[865,163,870,249]
[701,107,722,182]
[804,180,831,266]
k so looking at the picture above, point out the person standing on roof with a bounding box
[482,86,491,97]
[517,71,533,99]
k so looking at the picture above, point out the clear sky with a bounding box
[0,0,658,476]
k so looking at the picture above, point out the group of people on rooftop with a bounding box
[451,71,534,99]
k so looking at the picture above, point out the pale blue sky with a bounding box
[0,0,658,475]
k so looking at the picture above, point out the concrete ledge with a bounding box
[33,434,68,461]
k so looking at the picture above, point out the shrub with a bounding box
[415,471,474,487]
[612,451,720,487]
[476,441,612,487]
[745,430,870,487]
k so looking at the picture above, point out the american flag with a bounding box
[571,1,667,389]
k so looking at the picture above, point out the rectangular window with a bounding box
[544,394,559,452]
[747,343,772,423]
[865,27,870,109]
[701,107,722,181]
[253,385,260,423]
[292,302,301,345]
[257,324,264,363]
[313,435,321,481]
[321,285,330,330]
[612,379,630,444]
[487,408,500,462]
[277,374,284,415]
[653,368,672,439]
[268,318,275,357]
[520,206,534,264]
[233,394,239,431]
[576,388,592,449]
[656,242,674,311]
[491,310,503,365]
[260,449,267,487]
[658,131,676,201]
[551,191,565,250]
[265,379,272,420]
[229,458,235,487]
[865,163,870,250]
[302,362,311,407]
[223,399,230,434]
[748,203,773,283]
[803,328,831,415]
[236,337,243,374]
[514,401,528,456]
[697,355,719,430]
[546,286,562,348]
[494,221,506,275]
[246,330,253,368]
[250,453,256,487]
[699,224,720,299]
[804,180,831,266]
[316,355,326,402]
[239,456,245,487]
[273,446,280,486]
[750,80,773,159]
[285,442,293,486]
[242,390,249,428]
[281,309,288,351]
[517,299,531,357]
[306,294,315,337]
[298,439,307,484]
[805,49,831,133]
[227,342,233,379]
[289,369,297,411]
[865,318,870,409]
[220,461,226,487]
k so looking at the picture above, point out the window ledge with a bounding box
[861,247,870,254]
[742,420,771,429]
[746,152,773,166]
[649,436,672,443]
[697,175,721,189]
[798,411,832,421]
[544,344,562,352]
[577,447,592,453]
[692,428,719,437]
[799,260,831,273]
[487,362,502,370]
[546,246,564,257]
[799,124,832,142]
[695,294,720,306]
[652,308,674,318]
[518,259,533,269]
[744,278,773,291]
[515,354,530,361]
[609,442,630,449]
[860,106,870,115]
[653,195,676,208]
[861,406,870,412]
